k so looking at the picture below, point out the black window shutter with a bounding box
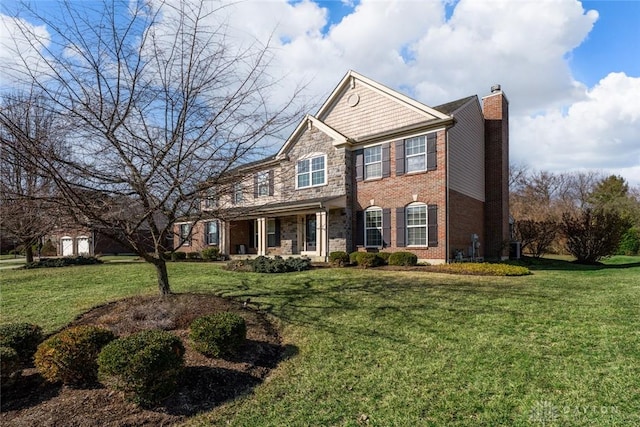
[382,208,391,247]
[382,143,390,178]
[396,207,406,247]
[355,211,364,247]
[355,149,364,182]
[395,140,405,175]
[268,170,274,196]
[427,133,437,171]
[253,174,259,198]
[248,220,255,248]
[428,205,438,247]
[275,218,281,246]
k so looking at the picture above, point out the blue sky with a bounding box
[569,1,640,87]
[2,0,639,185]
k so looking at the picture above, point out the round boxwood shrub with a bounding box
[201,247,220,260]
[376,252,391,265]
[98,330,185,407]
[189,312,246,358]
[329,251,349,267]
[1,346,21,388]
[388,251,418,266]
[34,325,116,386]
[355,252,382,268]
[0,322,43,367]
[349,251,360,265]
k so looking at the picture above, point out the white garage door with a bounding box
[61,237,74,256]
[77,237,90,255]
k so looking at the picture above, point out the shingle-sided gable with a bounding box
[317,71,450,141]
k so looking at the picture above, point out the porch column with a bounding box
[256,217,267,256]
[220,220,229,256]
[316,211,327,258]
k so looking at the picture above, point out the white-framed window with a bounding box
[365,207,383,247]
[233,183,243,204]
[204,193,218,209]
[364,145,382,180]
[257,171,270,197]
[297,154,326,188]
[179,223,191,246]
[405,136,426,173]
[206,221,219,245]
[267,218,277,247]
[406,203,427,246]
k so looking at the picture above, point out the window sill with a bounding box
[295,183,327,190]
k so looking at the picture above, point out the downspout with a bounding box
[445,130,450,263]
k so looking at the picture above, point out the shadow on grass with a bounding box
[511,256,640,271]
[213,272,549,348]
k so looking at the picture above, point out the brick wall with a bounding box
[448,189,484,257]
[353,130,447,262]
[482,90,510,259]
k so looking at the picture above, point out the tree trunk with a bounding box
[25,244,34,264]
[153,258,172,296]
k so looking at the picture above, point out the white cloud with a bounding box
[3,0,638,185]
[513,72,640,185]
[0,14,50,87]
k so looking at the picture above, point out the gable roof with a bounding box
[276,114,350,157]
[316,70,451,122]
[433,95,478,115]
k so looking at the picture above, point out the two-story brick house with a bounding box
[174,70,509,263]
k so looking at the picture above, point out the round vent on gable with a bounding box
[347,93,360,107]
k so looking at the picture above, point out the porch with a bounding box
[219,196,348,262]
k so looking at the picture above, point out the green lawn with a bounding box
[1,257,639,426]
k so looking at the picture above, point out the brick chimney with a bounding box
[482,85,510,259]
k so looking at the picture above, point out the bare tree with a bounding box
[2,0,306,294]
[0,89,62,263]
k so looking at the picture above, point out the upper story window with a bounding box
[297,154,326,189]
[205,221,219,246]
[405,136,426,173]
[364,145,382,180]
[396,133,437,176]
[256,171,270,197]
[204,193,218,209]
[233,183,243,204]
[406,203,427,246]
[365,207,383,247]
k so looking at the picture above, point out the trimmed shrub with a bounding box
[172,251,187,261]
[34,326,116,386]
[349,251,360,265]
[186,252,201,260]
[190,312,247,358]
[431,262,531,276]
[376,252,391,265]
[355,252,382,268]
[1,346,21,388]
[329,251,349,267]
[98,330,185,407]
[252,255,286,273]
[23,256,103,269]
[0,322,43,366]
[251,255,312,273]
[285,256,312,272]
[388,251,418,266]
[201,247,220,260]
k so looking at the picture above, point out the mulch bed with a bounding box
[1,293,286,426]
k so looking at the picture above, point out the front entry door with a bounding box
[305,214,317,252]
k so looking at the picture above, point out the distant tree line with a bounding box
[510,164,639,263]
